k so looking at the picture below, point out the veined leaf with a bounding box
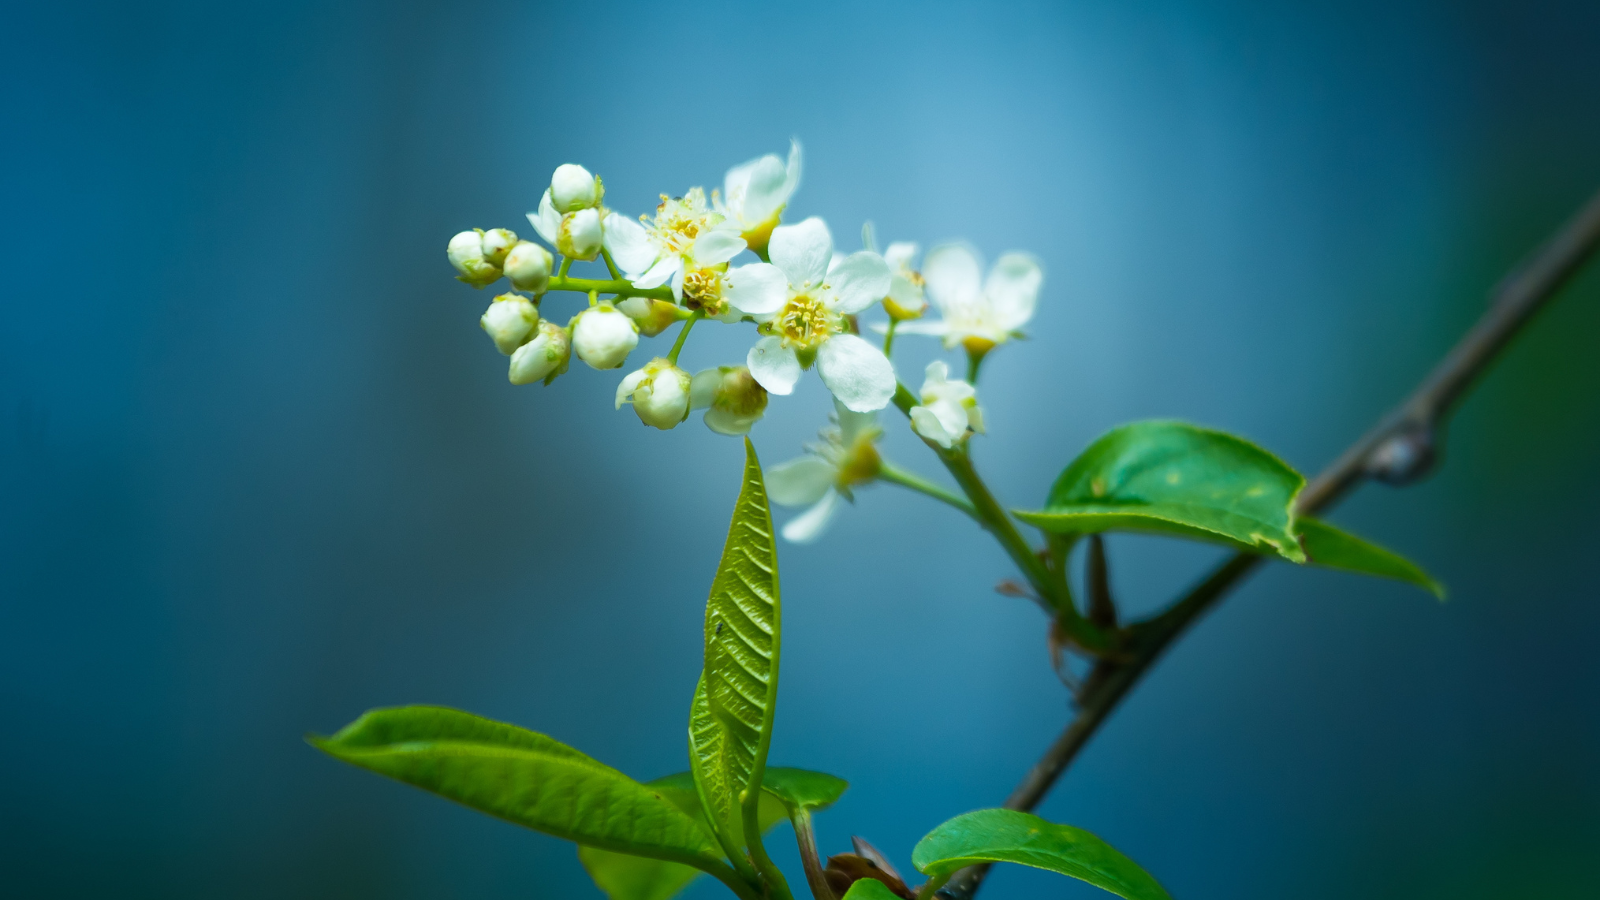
[761,767,848,813]
[1296,517,1445,598]
[311,707,721,868]
[839,878,902,900]
[579,772,788,900]
[1015,420,1307,562]
[912,809,1171,900]
[690,438,782,853]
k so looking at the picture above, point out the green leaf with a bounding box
[690,438,782,853]
[912,809,1172,900]
[839,878,903,900]
[760,766,848,813]
[1015,420,1307,562]
[310,706,721,868]
[578,772,789,900]
[1296,517,1445,598]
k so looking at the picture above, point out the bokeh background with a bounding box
[3,1,1598,897]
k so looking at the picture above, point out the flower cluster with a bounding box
[446,140,1042,534]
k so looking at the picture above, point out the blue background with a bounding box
[3,1,1598,897]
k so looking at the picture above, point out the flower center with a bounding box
[682,268,727,316]
[771,294,838,351]
[647,188,719,256]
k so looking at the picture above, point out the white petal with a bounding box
[603,214,657,276]
[633,255,680,290]
[739,154,789,225]
[766,456,836,506]
[724,263,788,316]
[922,243,984,315]
[689,368,720,409]
[927,397,968,440]
[703,407,756,435]
[614,368,648,409]
[747,336,801,395]
[691,228,747,266]
[892,320,951,336]
[769,217,833,288]
[985,252,1043,331]
[780,138,802,205]
[528,189,561,246]
[827,251,892,314]
[883,241,919,270]
[923,359,950,387]
[834,399,880,446]
[782,489,842,543]
[671,264,686,302]
[911,406,957,449]
[815,333,896,412]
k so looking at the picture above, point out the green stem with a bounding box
[701,859,768,900]
[789,807,838,900]
[556,257,572,279]
[601,247,622,280]
[966,347,986,383]
[744,794,795,900]
[879,460,977,520]
[915,873,952,900]
[546,274,674,301]
[882,319,899,357]
[667,309,704,365]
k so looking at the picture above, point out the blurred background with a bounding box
[3,1,1598,897]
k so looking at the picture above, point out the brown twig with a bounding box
[940,186,1600,900]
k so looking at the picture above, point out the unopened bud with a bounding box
[480,293,539,355]
[618,296,686,337]
[508,320,571,385]
[571,303,639,369]
[504,241,553,293]
[448,230,502,287]
[557,208,603,261]
[550,164,601,213]
[480,228,518,267]
[690,365,769,435]
[616,358,692,430]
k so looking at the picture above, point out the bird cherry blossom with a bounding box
[714,139,802,258]
[897,244,1042,354]
[765,400,883,542]
[909,360,985,448]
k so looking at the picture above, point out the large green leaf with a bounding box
[578,772,788,900]
[839,878,902,900]
[760,767,848,813]
[911,809,1172,900]
[690,438,782,852]
[1015,420,1307,562]
[1296,517,1444,598]
[310,707,721,868]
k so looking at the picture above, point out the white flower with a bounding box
[616,357,692,430]
[689,365,768,435]
[571,303,639,369]
[882,242,927,320]
[743,217,896,412]
[550,164,602,213]
[528,191,605,261]
[480,293,539,355]
[909,360,985,448]
[602,188,747,304]
[508,321,570,385]
[897,244,1042,353]
[714,139,802,256]
[766,400,882,543]
[503,241,552,294]
[447,230,502,287]
[480,228,518,266]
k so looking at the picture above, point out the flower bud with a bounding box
[690,365,769,435]
[508,320,571,385]
[480,293,539,355]
[618,296,687,337]
[616,357,692,430]
[448,230,502,287]
[557,208,603,261]
[503,241,553,293]
[480,228,518,267]
[550,164,601,213]
[571,303,639,369]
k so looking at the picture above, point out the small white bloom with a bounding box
[480,293,539,355]
[550,164,601,213]
[909,360,985,448]
[882,242,927,320]
[689,365,769,435]
[616,357,692,430]
[714,139,802,257]
[508,320,571,385]
[503,241,553,294]
[448,230,502,287]
[557,207,604,261]
[766,400,882,543]
[744,217,896,412]
[602,188,747,306]
[617,296,687,337]
[571,303,639,369]
[896,244,1042,353]
[480,228,518,267]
